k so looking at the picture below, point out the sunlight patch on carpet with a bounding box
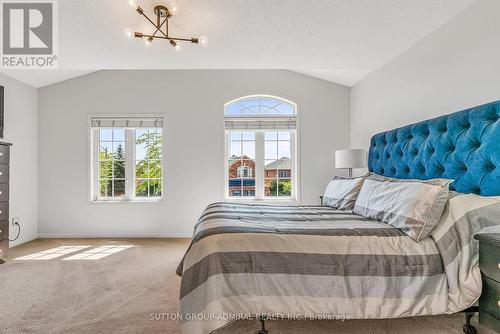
[14,246,91,260]
[63,245,134,260]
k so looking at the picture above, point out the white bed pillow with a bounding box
[323,175,366,210]
[353,173,453,241]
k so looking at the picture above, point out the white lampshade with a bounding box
[335,149,367,169]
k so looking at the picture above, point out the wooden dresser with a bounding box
[475,232,500,333]
[0,141,11,264]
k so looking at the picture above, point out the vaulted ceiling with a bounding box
[1,0,475,87]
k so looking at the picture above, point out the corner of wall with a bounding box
[0,72,39,247]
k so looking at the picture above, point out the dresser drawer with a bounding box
[0,183,9,202]
[0,164,8,183]
[0,220,7,240]
[480,277,500,320]
[0,239,7,260]
[0,202,8,221]
[479,241,500,283]
[0,145,9,164]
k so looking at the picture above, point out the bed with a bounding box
[177,100,500,334]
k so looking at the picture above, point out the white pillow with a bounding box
[353,173,452,241]
[323,176,366,210]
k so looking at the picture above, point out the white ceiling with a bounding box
[0,0,475,88]
[292,69,374,87]
[0,70,96,88]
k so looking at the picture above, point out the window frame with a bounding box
[89,115,165,203]
[222,95,300,203]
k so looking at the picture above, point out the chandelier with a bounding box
[127,1,207,50]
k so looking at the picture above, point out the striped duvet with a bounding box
[177,194,500,334]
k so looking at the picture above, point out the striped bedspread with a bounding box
[177,194,500,334]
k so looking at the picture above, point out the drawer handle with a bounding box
[0,172,3,176]
[0,152,3,156]
[498,263,500,270]
[0,191,2,195]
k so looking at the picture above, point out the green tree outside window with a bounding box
[135,130,162,197]
[269,179,291,196]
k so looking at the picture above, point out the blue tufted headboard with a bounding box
[368,100,500,196]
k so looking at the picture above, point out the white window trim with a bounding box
[88,114,166,203]
[221,95,300,203]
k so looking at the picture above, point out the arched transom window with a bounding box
[224,95,298,200]
[225,96,296,116]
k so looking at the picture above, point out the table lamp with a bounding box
[335,149,367,178]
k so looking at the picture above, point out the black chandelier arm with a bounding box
[141,12,168,38]
[169,37,195,42]
[166,17,169,37]
[152,18,168,38]
[140,35,196,43]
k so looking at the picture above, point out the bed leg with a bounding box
[258,315,268,334]
[463,311,477,334]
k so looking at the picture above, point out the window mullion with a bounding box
[125,129,135,200]
[291,130,296,199]
[92,128,100,200]
[224,131,229,199]
[255,131,265,199]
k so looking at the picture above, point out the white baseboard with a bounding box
[10,235,38,248]
[37,232,192,239]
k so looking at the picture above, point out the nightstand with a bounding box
[474,232,500,333]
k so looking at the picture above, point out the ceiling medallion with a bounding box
[127,1,207,50]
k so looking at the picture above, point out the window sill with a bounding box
[90,198,164,204]
[225,198,298,205]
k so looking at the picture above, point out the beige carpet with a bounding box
[0,239,485,334]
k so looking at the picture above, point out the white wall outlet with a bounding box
[12,217,20,227]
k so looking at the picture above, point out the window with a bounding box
[224,96,297,200]
[90,116,164,201]
[278,170,290,178]
[134,128,162,198]
[228,131,256,197]
[97,128,126,198]
[237,166,253,178]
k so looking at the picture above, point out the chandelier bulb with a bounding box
[125,29,133,39]
[129,0,139,10]
[199,36,208,47]
[168,2,179,15]
[130,1,143,15]
[145,37,153,47]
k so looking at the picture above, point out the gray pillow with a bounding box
[353,173,453,241]
[323,175,366,210]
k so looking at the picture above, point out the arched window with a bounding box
[225,96,296,116]
[224,95,297,200]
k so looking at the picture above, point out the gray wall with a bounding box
[351,0,500,153]
[38,70,350,237]
[0,73,38,246]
